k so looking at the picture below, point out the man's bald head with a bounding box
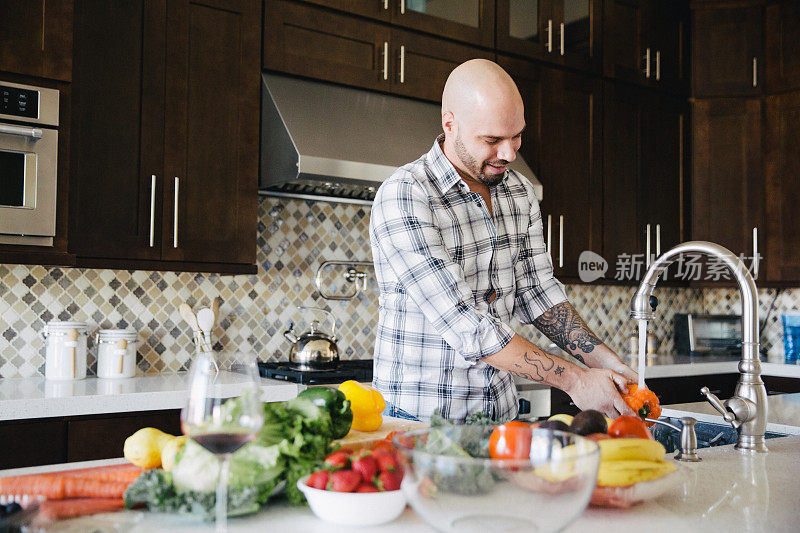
[440,59,525,186]
[442,59,523,127]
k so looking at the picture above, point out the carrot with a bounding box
[37,498,124,521]
[0,475,129,500]
[59,464,143,484]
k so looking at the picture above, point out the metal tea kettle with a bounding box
[283,306,339,369]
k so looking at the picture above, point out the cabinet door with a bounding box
[551,0,602,73]
[496,0,552,61]
[765,92,800,282]
[263,0,392,93]
[497,55,543,182]
[0,419,67,469]
[765,2,800,93]
[649,0,688,93]
[640,91,686,263]
[539,69,602,279]
[692,7,763,97]
[603,82,643,274]
[603,0,649,86]
[162,0,259,265]
[692,99,764,270]
[0,0,73,81]
[70,0,166,261]
[389,29,494,103]
[295,0,392,21]
[392,0,494,48]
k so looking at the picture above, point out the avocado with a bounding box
[569,410,608,436]
[537,419,570,432]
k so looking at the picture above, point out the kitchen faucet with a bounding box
[630,241,768,453]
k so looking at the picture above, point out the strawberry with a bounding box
[324,450,351,470]
[306,470,330,490]
[351,453,378,483]
[330,469,361,492]
[376,470,402,491]
[356,482,380,493]
[372,449,400,472]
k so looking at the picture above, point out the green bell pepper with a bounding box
[297,387,353,439]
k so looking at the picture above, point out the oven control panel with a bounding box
[0,84,39,120]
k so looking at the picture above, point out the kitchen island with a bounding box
[3,435,799,533]
[4,392,800,532]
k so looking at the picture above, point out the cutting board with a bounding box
[335,416,428,450]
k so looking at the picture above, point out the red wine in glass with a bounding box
[193,432,255,455]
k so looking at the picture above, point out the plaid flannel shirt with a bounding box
[369,136,567,422]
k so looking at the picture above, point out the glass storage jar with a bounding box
[43,321,88,381]
[96,329,139,379]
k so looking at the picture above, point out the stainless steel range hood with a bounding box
[259,72,542,204]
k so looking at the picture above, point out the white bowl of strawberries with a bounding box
[297,445,407,526]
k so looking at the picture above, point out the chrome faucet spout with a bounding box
[629,241,768,453]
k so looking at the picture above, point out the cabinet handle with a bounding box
[173,177,179,248]
[149,175,156,247]
[656,223,661,257]
[382,41,388,81]
[644,48,651,79]
[753,227,759,279]
[646,224,651,267]
[546,214,552,256]
[400,0,405,14]
[383,0,388,9]
[558,214,564,268]
[560,22,565,56]
[547,20,553,53]
[655,50,661,81]
[753,57,758,87]
[400,45,405,83]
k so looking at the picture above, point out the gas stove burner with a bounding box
[258,359,373,385]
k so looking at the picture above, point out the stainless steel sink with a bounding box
[651,417,788,453]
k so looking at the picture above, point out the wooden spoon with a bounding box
[117,338,128,374]
[67,329,79,379]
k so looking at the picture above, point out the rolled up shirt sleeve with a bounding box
[512,184,568,324]
[371,176,514,362]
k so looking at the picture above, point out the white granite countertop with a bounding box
[662,392,800,435]
[0,373,300,421]
[3,434,800,533]
[619,353,800,379]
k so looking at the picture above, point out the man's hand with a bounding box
[597,354,638,384]
[567,368,637,419]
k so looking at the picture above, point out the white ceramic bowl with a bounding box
[296,475,407,526]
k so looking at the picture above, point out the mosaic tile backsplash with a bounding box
[1,196,798,378]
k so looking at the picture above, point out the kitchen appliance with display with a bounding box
[674,313,743,357]
[0,81,60,246]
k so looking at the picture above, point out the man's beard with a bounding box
[454,133,507,186]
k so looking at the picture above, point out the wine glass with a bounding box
[181,351,264,532]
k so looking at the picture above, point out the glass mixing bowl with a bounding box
[393,425,600,533]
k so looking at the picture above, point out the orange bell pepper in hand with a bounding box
[621,384,661,426]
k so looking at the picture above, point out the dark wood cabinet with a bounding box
[0,0,73,81]
[263,0,391,92]
[390,0,494,49]
[388,29,494,102]
[645,373,739,406]
[496,0,602,74]
[691,99,764,275]
[70,0,259,273]
[603,0,688,93]
[264,0,492,103]
[0,409,180,469]
[765,1,800,93]
[691,7,763,97]
[538,68,602,279]
[765,91,800,282]
[295,0,495,48]
[603,82,687,282]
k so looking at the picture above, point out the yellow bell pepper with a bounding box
[338,380,385,432]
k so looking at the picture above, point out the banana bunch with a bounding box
[596,438,676,487]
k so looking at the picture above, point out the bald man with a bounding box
[369,59,637,423]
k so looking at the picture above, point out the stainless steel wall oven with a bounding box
[0,81,60,246]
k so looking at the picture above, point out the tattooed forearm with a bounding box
[508,350,555,382]
[532,302,602,364]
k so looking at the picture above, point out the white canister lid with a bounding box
[97,329,139,343]
[44,321,88,334]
